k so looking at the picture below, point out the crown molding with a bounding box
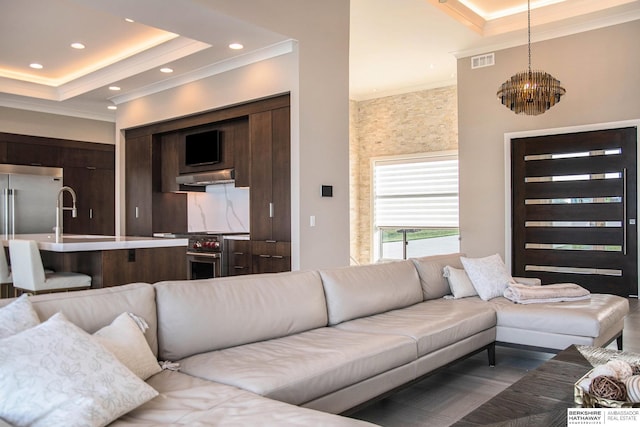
[0,95,116,122]
[110,40,295,105]
[454,5,640,58]
[58,38,211,100]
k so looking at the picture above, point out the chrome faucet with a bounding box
[54,186,77,241]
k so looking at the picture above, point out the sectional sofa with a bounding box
[0,252,629,426]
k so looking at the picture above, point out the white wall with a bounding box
[0,107,115,144]
[457,20,640,259]
[116,0,351,271]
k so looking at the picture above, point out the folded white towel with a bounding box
[503,282,590,304]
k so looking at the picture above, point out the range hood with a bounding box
[176,168,235,187]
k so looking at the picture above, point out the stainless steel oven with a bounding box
[184,232,248,279]
[186,251,222,279]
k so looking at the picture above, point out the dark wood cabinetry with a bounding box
[125,135,154,236]
[63,167,115,235]
[226,239,252,276]
[249,106,291,274]
[124,94,291,274]
[124,134,187,236]
[41,246,187,288]
[0,132,116,236]
[62,145,116,235]
[6,141,62,167]
[249,107,291,242]
[251,240,291,274]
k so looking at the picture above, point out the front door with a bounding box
[511,127,637,297]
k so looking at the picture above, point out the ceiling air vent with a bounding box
[471,53,495,69]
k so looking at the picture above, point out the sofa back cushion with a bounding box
[411,253,465,300]
[0,282,159,356]
[319,260,423,325]
[154,270,328,361]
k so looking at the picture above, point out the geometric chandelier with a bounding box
[496,0,566,115]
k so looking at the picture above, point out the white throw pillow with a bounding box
[0,294,40,339]
[443,265,478,299]
[0,312,158,427]
[93,312,161,380]
[460,254,514,301]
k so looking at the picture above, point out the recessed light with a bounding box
[125,18,134,23]
[30,63,43,69]
[107,105,117,110]
[160,67,173,73]
[109,86,121,91]
[229,43,244,50]
[71,42,85,49]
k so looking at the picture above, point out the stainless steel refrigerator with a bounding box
[0,164,63,236]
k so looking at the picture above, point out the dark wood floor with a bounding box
[348,297,640,427]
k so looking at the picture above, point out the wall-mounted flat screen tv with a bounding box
[184,130,221,166]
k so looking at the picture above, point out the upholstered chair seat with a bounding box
[8,240,91,295]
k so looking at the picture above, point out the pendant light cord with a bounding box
[527,0,532,76]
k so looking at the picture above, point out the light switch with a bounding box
[310,215,316,227]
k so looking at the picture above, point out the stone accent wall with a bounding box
[349,86,458,265]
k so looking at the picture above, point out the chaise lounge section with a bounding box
[0,252,629,426]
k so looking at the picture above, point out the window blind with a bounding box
[374,156,459,228]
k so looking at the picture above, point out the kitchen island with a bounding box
[3,234,188,288]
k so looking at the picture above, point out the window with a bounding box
[372,152,459,261]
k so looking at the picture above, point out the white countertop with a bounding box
[2,234,188,252]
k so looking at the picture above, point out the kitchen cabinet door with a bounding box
[62,146,115,169]
[271,106,291,241]
[6,142,62,167]
[125,135,153,236]
[251,240,291,274]
[249,106,291,242]
[63,167,115,235]
[249,111,273,241]
[226,239,252,276]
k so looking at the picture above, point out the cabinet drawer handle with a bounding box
[135,207,139,219]
[266,240,276,243]
[233,252,244,255]
[89,208,93,219]
[234,266,246,270]
[272,255,284,259]
[269,202,274,218]
[259,254,271,258]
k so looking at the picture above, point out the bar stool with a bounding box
[9,240,91,296]
[0,248,11,298]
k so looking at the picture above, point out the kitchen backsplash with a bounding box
[187,184,250,232]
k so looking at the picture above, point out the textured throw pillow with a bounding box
[93,312,161,380]
[0,294,40,339]
[460,254,514,301]
[443,265,478,299]
[0,312,158,427]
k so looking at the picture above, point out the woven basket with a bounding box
[574,369,640,408]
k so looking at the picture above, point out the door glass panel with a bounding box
[525,197,621,205]
[524,148,622,161]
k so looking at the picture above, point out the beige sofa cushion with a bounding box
[177,327,417,406]
[0,282,159,356]
[112,370,376,426]
[411,253,465,300]
[336,297,495,357]
[155,271,328,361]
[320,260,423,325]
[490,294,629,338]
